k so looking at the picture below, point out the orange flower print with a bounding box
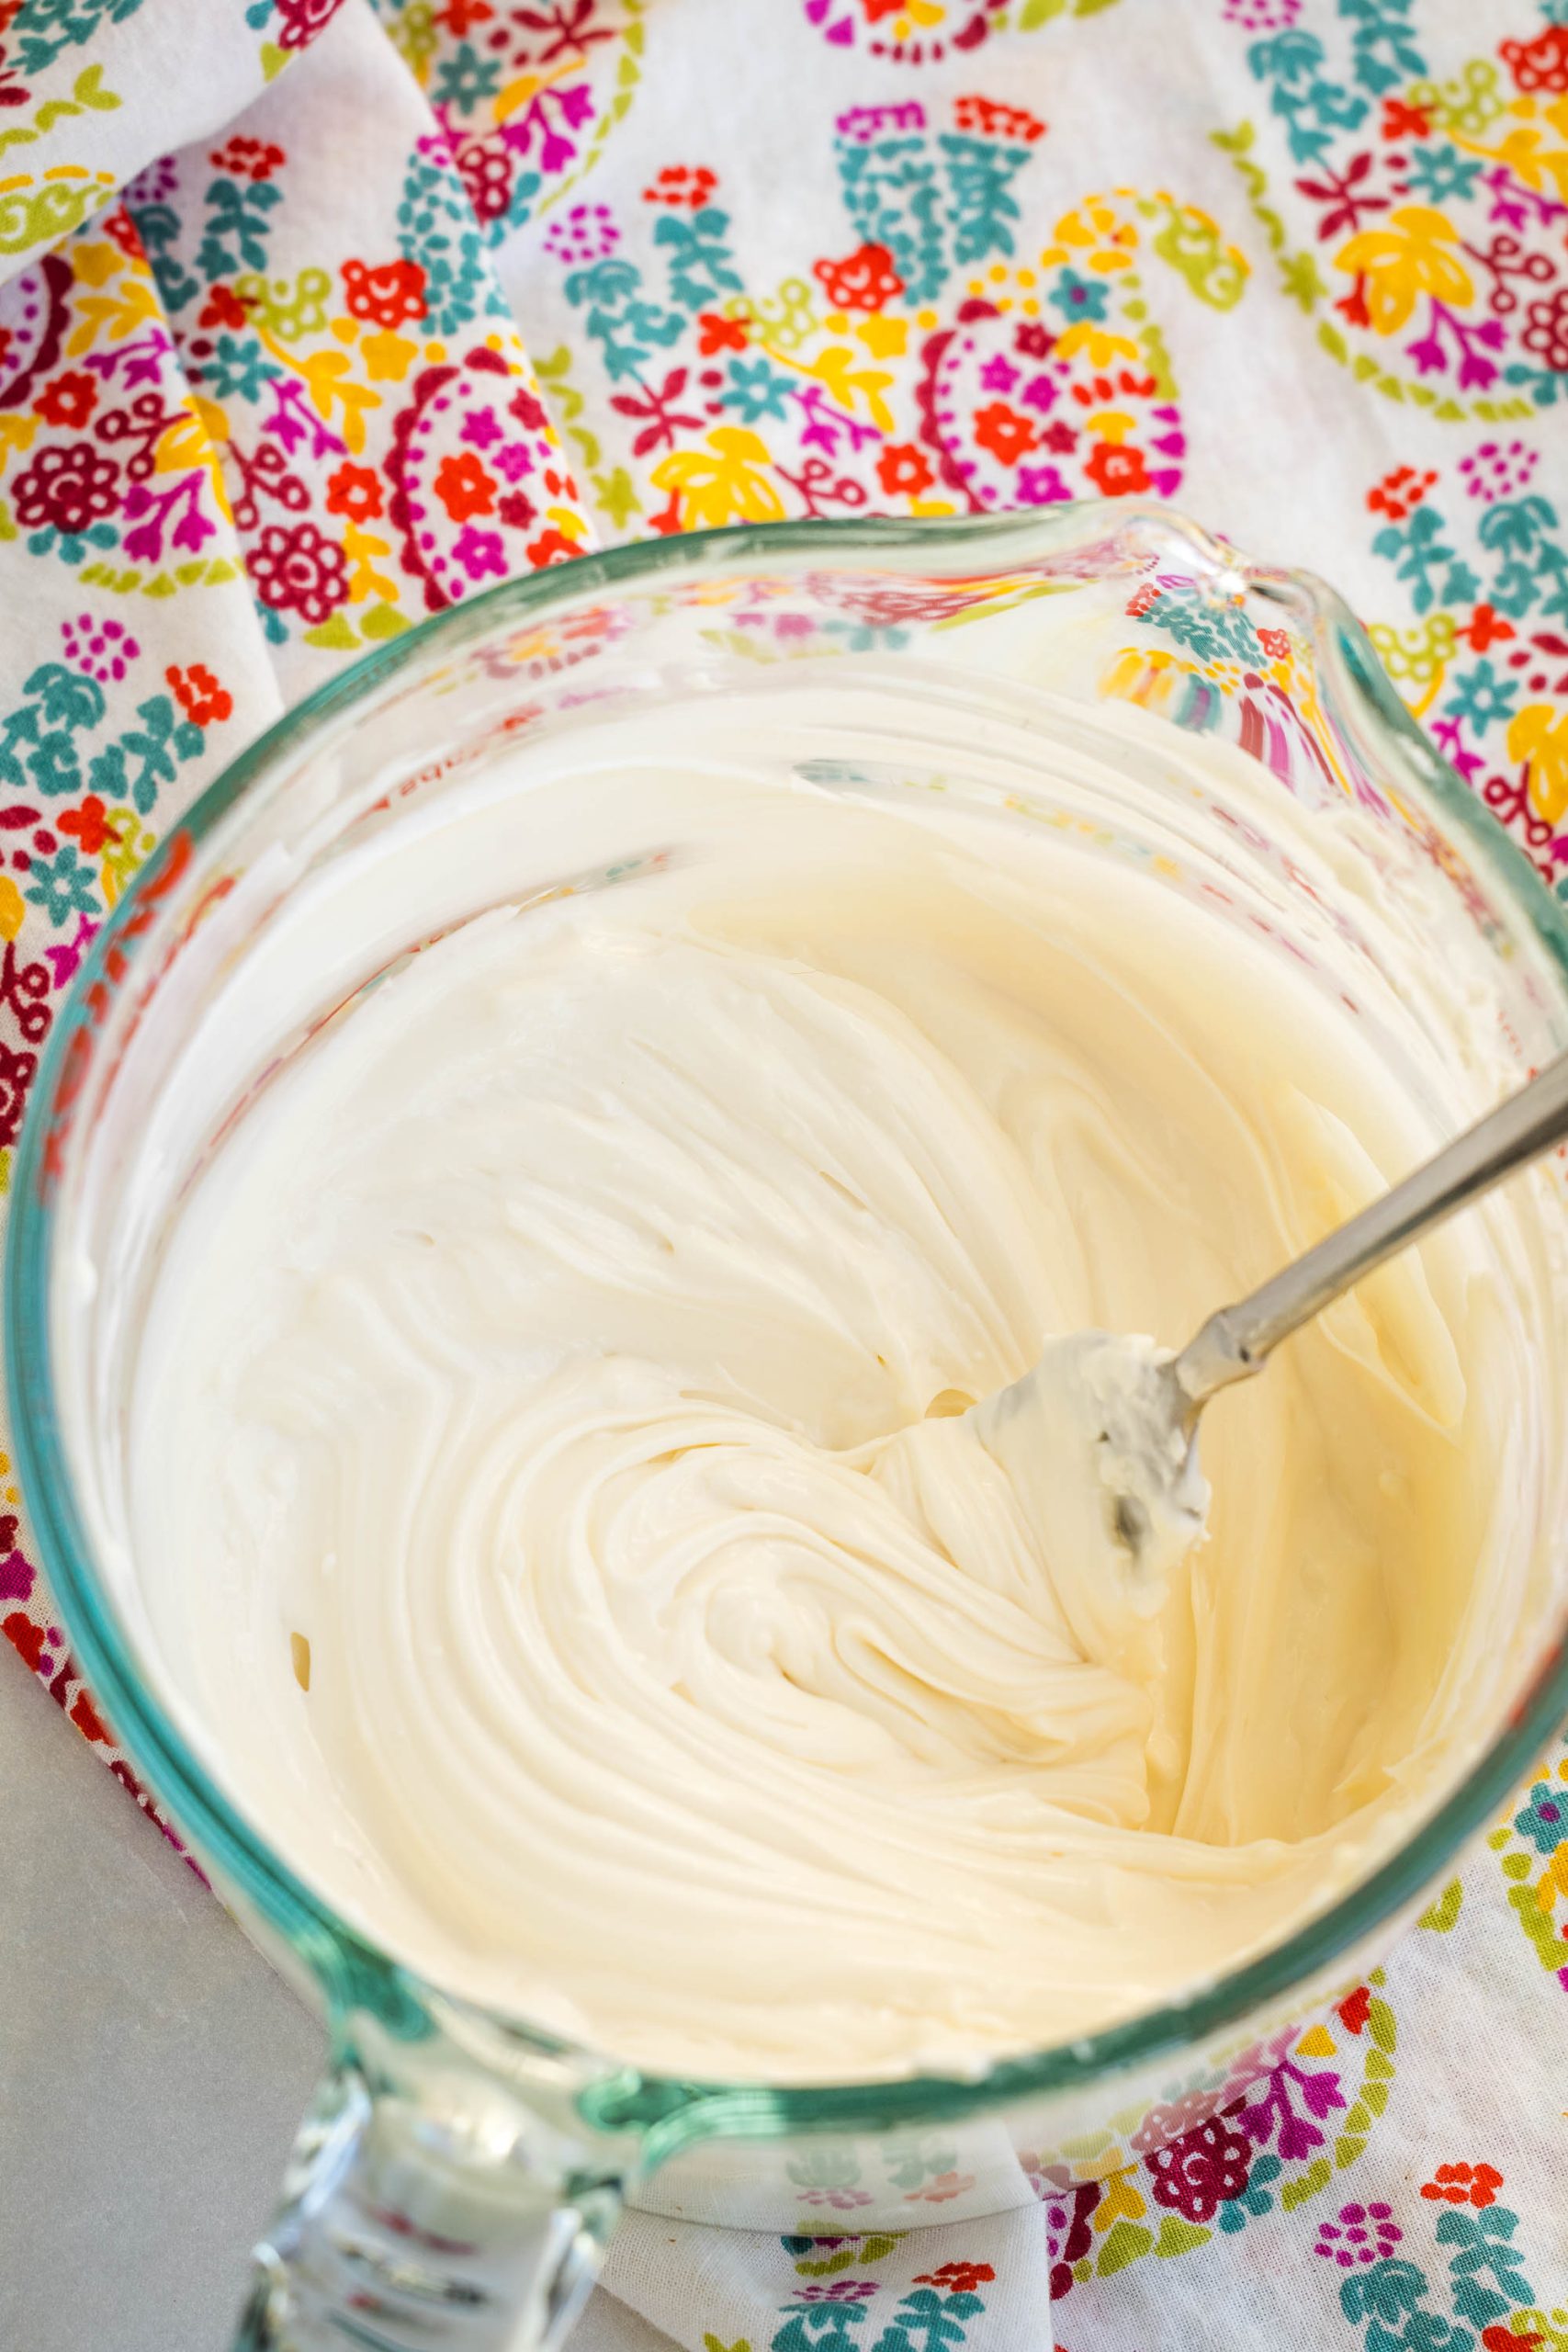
[813,242,904,314]
[434,450,498,523]
[876,442,934,497]
[953,96,1043,142]
[1420,2163,1503,2211]
[198,285,251,332]
[973,402,1039,468]
[1084,440,1151,496]
[35,370,97,430]
[1367,463,1437,521]
[58,796,118,857]
[697,312,749,356]
[166,662,232,728]
[526,526,580,566]
[325,461,384,523]
[1460,603,1515,653]
[642,164,717,210]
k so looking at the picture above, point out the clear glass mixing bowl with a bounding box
[8,503,1568,2351]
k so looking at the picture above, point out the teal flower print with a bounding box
[25,843,101,927]
[721,356,795,424]
[432,40,502,114]
[1404,144,1483,206]
[1447,658,1519,733]
[1049,267,1110,324]
[1514,1778,1567,1853]
[205,332,275,403]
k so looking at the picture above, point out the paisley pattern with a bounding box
[0,4,1562,2347]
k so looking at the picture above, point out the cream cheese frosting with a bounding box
[125,760,1557,2081]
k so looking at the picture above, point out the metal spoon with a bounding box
[983,1051,1568,1566]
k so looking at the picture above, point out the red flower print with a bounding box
[1084,440,1151,496]
[0,1037,38,1148]
[1483,2331,1542,2352]
[1145,2114,1253,2224]
[526,527,580,567]
[58,797,118,857]
[953,95,1044,142]
[1126,581,1160,619]
[166,663,232,728]
[1502,26,1568,96]
[1380,96,1430,138]
[1461,603,1516,653]
[14,441,119,536]
[1421,2162,1503,2210]
[102,207,144,263]
[1258,627,1291,660]
[437,0,493,29]
[1014,321,1055,360]
[1523,288,1568,374]
[1336,273,1371,329]
[342,258,427,330]
[34,370,97,430]
[857,0,904,21]
[325,461,384,523]
[457,136,515,228]
[813,242,904,314]
[498,490,536,530]
[972,401,1039,467]
[697,312,749,356]
[1367,463,1437,520]
[912,2263,995,2294]
[209,135,287,182]
[509,385,548,435]
[434,450,498,524]
[642,164,717,210]
[1336,1984,1371,2036]
[249,521,350,626]
[70,1687,109,1742]
[198,286,251,331]
[272,0,345,49]
[5,1611,51,1672]
[876,442,934,496]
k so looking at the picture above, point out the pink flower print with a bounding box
[544,203,619,267]
[1015,462,1071,504]
[462,406,504,452]
[452,526,507,582]
[1459,438,1540,503]
[799,2283,879,2302]
[978,352,1021,396]
[1224,0,1299,25]
[798,2188,874,2210]
[493,443,537,485]
[60,612,139,684]
[1314,2200,1401,2269]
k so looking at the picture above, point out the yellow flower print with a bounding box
[649,427,784,529]
[1334,205,1473,336]
[1509,702,1568,825]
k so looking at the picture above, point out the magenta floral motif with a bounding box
[1314,2199,1402,2268]
[1223,0,1300,26]
[14,441,120,536]
[1145,2113,1255,2224]
[249,519,350,625]
[272,0,347,51]
[1460,439,1540,503]
[60,613,140,684]
[544,203,621,268]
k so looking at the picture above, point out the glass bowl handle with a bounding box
[231,2046,626,2350]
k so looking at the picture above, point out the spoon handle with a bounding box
[1168,1047,1568,1418]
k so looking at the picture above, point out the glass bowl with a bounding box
[8,503,1568,2352]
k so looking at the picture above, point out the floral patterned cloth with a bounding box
[2,2,1567,2347]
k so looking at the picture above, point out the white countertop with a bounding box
[0,1656,325,2352]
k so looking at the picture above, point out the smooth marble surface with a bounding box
[0,1654,325,2352]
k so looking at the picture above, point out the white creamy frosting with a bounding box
[125,753,1562,2082]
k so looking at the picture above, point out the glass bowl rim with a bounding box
[8,500,1568,2139]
